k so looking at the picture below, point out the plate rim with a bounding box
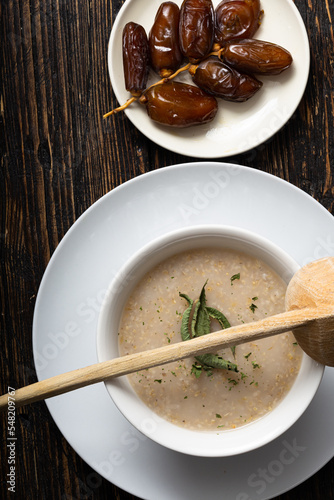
[32,162,334,500]
[107,0,310,158]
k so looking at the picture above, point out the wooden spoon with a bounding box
[1,256,333,413]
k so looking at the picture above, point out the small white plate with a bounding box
[33,163,334,500]
[107,0,310,157]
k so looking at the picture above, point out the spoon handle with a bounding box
[0,306,330,413]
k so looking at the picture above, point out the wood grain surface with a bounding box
[1,0,333,498]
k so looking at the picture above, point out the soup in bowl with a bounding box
[97,225,324,457]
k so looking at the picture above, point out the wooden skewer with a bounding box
[103,63,192,118]
[103,96,137,118]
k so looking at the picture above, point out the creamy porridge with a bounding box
[118,248,302,431]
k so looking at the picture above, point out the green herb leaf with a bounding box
[199,280,208,305]
[195,354,238,373]
[191,300,201,337]
[216,413,222,418]
[244,352,252,360]
[179,292,192,305]
[195,281,211,337]
[191,281,211,337]
[206,306,231,329]
[179,293,193,341]
[252,361,261,369]
[206,306,236,357]
[196,304,211,337]
[154,379,162,383]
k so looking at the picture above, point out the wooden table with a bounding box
[1,0,333,498]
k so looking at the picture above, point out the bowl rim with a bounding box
[96,224,324,457]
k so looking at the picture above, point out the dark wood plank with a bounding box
[1,0,333,498]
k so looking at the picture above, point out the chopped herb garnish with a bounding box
[293,342,298,346]
[184,396,188,399]
[244,352,252,360]
[252,296,258,301]
[240,372,248,380]
[216,413,222,418]
[228,378,238,386]
[252,361,261,369]
[230,273,240,284]
[249,303,258,313]
[191,363,203,379]
[164,333,171,343]
[154,379,162,384]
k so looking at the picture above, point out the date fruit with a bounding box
[140,81,218,127]
[215,0,263,44]
[190,56,262,101]
[220,39,293,74]
[149,2,183,77]
[179,0,215,63]
[123,22,149,96]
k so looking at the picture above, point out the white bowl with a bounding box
[97,225,324,457]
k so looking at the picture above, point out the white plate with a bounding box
[33,163,334,500]
[107,0,310,158]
